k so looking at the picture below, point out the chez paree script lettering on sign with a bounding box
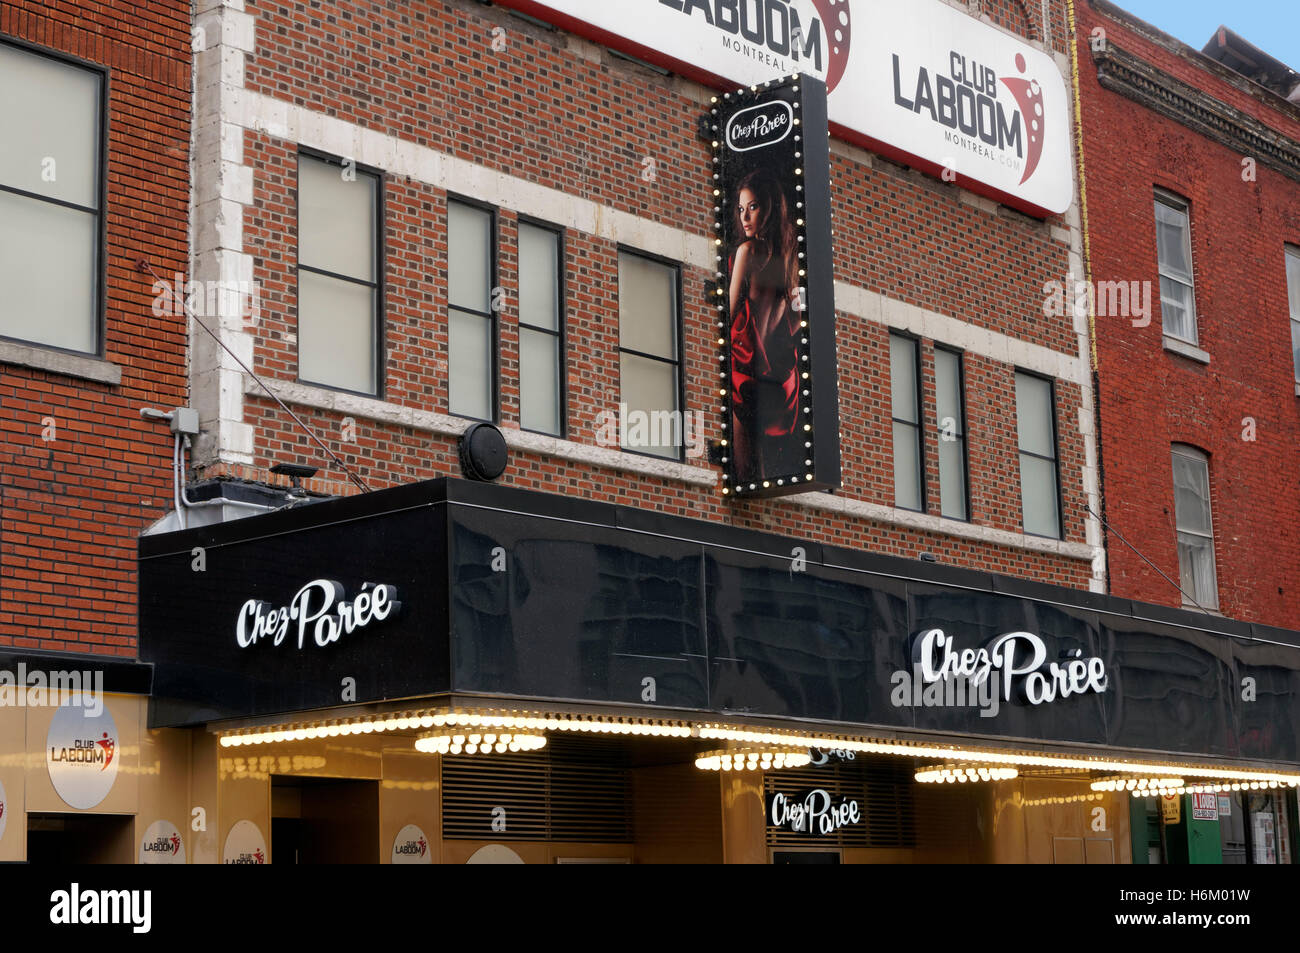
[236,579,401,649]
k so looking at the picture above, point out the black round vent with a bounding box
[458,423,508,481]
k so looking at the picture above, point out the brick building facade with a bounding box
[0,1,190,655]
[1076,0,1300,628]
[188,0,1102,592]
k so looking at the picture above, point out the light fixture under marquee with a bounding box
[694,748,811,772]
[415,731,546,756]
[915,764,1018,784]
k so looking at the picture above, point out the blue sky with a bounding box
[1114,1,1300,72]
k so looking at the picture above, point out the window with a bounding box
[1287,246,1300,384]
[517,221,564,436]
[934,347,969,521]
[1154,191,1197,344]
[297,153,380,394]
[447,199,497,420]
[1171,445,1218,609]
[890,334,923,511]
[617,250,681,459]
[0,40,103,355]
[1015,372,1061,539]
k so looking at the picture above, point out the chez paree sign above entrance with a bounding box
[495,0,1072,216]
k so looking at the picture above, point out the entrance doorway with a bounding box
[27,813,134,864]
[271,776,379,864]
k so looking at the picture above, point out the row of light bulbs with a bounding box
[695,748,811,772]
[217,709,1300,788]
[709,75,818,497]
[915,765,1019,784]
[414,732,546,756]
[1092,777,1184,792]
[694,724,1300,786]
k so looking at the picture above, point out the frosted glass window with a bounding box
[0,42,102,354]
[1287,247,1300,383]
[618,253,677,359]
[447,201,496,419]
[1015,373,1055,458]
[618,251,681,459]
[520,328,560,435]
[620,352,678,458]
[450,308,493,421]
[448,203,492,314]
[518,223,563,435]
[935,348,967,521]
[0,43,100,207]
[297,154,380,393]
[519,223,559,332]
[297,270,375,394]
[1172,447,1218,609]
[0,190,96,352]
[1016,372,1060,539]
[298,157,375,282]
[890,335,922,511]
[1155,194,1197,344]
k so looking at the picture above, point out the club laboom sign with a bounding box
[493,0,1071,215]
[236,580,401,649]
[911,629,1108,706]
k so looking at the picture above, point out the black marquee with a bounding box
[138,478,1300,767]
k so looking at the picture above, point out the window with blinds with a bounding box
[441,736,632,843]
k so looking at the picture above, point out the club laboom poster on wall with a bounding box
[710,76,841,499]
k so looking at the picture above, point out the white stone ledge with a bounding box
[837,282,1088,385]
[0,340,121,385]
[1163,335,1211,365]
[241,376,718,487]
[786,491,1097,561]
[241,377,1093,560]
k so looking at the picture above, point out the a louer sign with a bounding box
[495,0,1072,216]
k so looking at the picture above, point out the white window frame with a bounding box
[1154,190,1198,345]
[1286,245,1300,386]
[1171,444,1219,610]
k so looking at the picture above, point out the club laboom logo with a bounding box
[892,49,1047,185]
[659,0,852,93]
[46,697,120,810]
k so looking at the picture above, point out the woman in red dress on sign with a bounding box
[728,168,801,485]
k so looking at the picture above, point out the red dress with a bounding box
[730,247,799,483]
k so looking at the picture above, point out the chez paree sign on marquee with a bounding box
[496,0,1072,215]
[237,579,401,649]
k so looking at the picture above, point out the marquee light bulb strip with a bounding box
[1091,777,1184,793]
[694,748,811,772]
[693,725,1300,786]
[1022,794,1106,807]
[218,709,695,747]
[216,710,1300,788]
[415,732,546,756]
[915,764,1018,784]
[710,75,817,498]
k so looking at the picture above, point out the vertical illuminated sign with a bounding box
[710,75,841,498]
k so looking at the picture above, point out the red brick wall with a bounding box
[217,0,1092,588]
[1078,1,1300,625]
[0,2,190,654]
